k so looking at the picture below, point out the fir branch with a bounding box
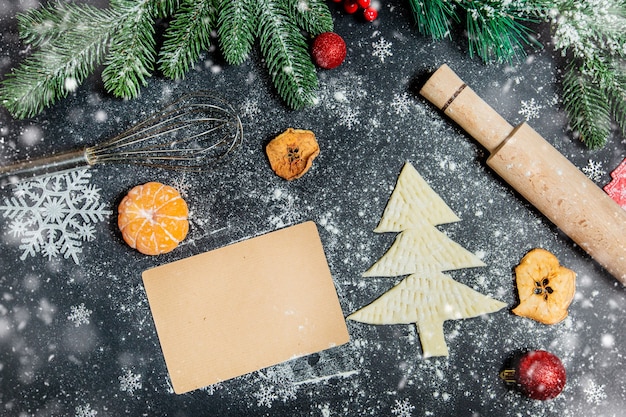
[217,0,258,65]
[159,0,217,79]
[409,0,458,40]
[16,1,112,48]
[102,0,158,99]
[1,4,120,119]
[287,0,334,35]
[257,0,318,109]
[464,1,539,63]
[562,61,612,149]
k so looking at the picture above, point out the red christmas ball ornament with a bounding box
[343,0,359,14]
[500,350,567,401]
[363,6,378,22]
[357,0,371,8]
[311,32,347,70]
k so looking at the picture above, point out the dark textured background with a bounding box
[1,1,625,416]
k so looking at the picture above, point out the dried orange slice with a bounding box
[118,182,189,255]
[512,248,576,324]
[266,128,319,180]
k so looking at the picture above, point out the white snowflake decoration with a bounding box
[391,398,415,417]
[391,93,414,116]
[119,369,142,395]
[372,37,393,63]
[240,97,261,118]
[67,303,92,327]
[338,107,361,130]
[254,384,279,408]
[584,380,607,405]
[518,98,543,120]
[75,403,97,417]
[582,159,606,182]
[0,169,111,264]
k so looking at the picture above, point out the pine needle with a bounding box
[159,0,217,79]
[102,0,157,99]
[257,0,318,109]
[409,0,458,40]
[217,0,258,65]
[562,62,612,149]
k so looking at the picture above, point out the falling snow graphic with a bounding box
[119,369,142,395]
[518,98,543,120]
[68,303,92,327]
[582,160,606,182]
[391,398,415,417]
[372,37,393,63]
[584,380,607,405]
[0,169,111,264]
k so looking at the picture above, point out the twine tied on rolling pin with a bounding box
[420,64,626,285]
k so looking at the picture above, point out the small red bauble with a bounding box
[311,32,347,70]
[501,350,567,401]
[343,0,359,14]
[357,0,371,8]
[363,6,378,22]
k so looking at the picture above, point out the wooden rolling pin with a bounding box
[420,64,626,285]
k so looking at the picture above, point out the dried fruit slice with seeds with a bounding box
[266,128,320,180]
[512,248,576,324]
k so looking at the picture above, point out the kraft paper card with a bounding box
[142,221,350,394]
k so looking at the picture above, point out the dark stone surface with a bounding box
[1,2,624,416]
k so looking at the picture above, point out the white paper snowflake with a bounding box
[253,384,279,408]
[582,159,606,182]
[75,403,97,417]
[0,169,111,264]
[518,98,543,120]
[67,303,92,327]
[391,398,415,417]
[338,107,361,130]
[240,97,261,118]
[584,380,607,405]
[372,37,393,63]
[119,369,142,395]
[391,93,414,116]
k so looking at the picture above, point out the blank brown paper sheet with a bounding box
[142,221,350,394]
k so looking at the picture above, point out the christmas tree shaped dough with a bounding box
[347,272,507,357]
[374,162,460,232]
[363,223,486,277]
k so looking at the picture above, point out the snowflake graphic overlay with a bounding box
[75,403,98,417]
[119,369,142,395]
[372,37,393,63]
[582,159,606,182]
[584,380,607,405]
[518,98,543,120]
[391,398,415,417]
[0,169,111,264]
[68,303,92,327]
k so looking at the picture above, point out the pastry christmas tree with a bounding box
[348,162,506,357]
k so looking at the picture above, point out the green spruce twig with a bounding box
[1,0,333,119]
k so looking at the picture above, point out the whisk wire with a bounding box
[1,91,243,179]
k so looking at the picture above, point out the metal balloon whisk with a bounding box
[0,91,243,180]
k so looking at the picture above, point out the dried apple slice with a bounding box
[512,248,576,325]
